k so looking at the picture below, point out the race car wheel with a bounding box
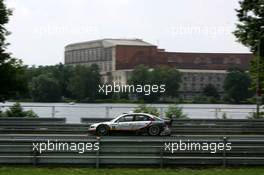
[96,125,109,136]
[148,125,161,136]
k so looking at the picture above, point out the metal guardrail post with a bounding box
[215,108,219,119]
[51,106,55,118]
[33,149,38,166]
[222,136,227,167]
[160,108,164,118]
[105,107,110,118]
[2,135,264,166]
[96,137,101,168]
[160,144,164,168]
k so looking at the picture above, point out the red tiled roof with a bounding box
[115,45,253,70]
[163,52,252,70]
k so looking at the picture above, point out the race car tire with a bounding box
[148,125,161,136]
[96,125,109,136]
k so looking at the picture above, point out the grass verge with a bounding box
[0,167,264,175]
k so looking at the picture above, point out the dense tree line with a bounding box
[0,0,26,102]
[223,68,253,104]
[190,68,253,104]
[234,0,264,102]
[129,65,182,102]
[10,64,182,103]
[19,64,101,102]
[1,63,255,104]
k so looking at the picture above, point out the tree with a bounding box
[50,63,74,98]
[0,0,26,101]
[30,74,61,102]
[234,0,264,100]
[128,65,153,101]
[165,104,188,119]
[234,0,264,52]
[133,103,160,116]
[223,68,253,103]
[203,84,220,99]
[151,66,181,98]
[24,64,75,100]
[0,102,38,118]
[247,111,264,119]
[129,65,150,85]
[68,64,101,102]
[249,52,264,101]
[129,65,181,102]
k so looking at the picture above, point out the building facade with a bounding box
[65,39,252,99]
[65,39,157,83]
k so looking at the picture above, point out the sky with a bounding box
[6,0,250,66]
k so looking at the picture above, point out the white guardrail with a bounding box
[0,104,263,123]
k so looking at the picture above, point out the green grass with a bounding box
[0,167,264,175]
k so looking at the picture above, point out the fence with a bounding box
[0,117,66,124]
[1,104,262,123]
[1,118,264,135]
[0,135,263,167]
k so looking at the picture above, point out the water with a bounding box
[0,102,260,123]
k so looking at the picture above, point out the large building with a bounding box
[64,39,252,99]
[64,39,157,83]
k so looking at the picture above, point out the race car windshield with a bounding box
[110,118,117,122]
[152,116,163,121]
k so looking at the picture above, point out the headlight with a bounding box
[90,125,95,129]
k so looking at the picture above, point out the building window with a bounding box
[236,58,241,64]
[81,50,84,62]
[105,48,112,61]
[76,51,81,63]
[92,49,96,61]
[98,48,102,61]
[109,63,112,71]
[104,62,107,72]
[88,49,92,61]
[105,63,108,72]
[95,48,99,61]
[85,50,89,61]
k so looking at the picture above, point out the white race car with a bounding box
[88,113,171,136]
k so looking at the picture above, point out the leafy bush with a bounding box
[192,95,209,104]
[30,74,61,102]
[1,102,38,118]
[223,68,253,104]
[134,103,188,119]
[192,95,219,104]
[247,112,264,119]
[203,84,220,99]
[221,112,228,119]
[165,104,188,119]
[133,104,160,116]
